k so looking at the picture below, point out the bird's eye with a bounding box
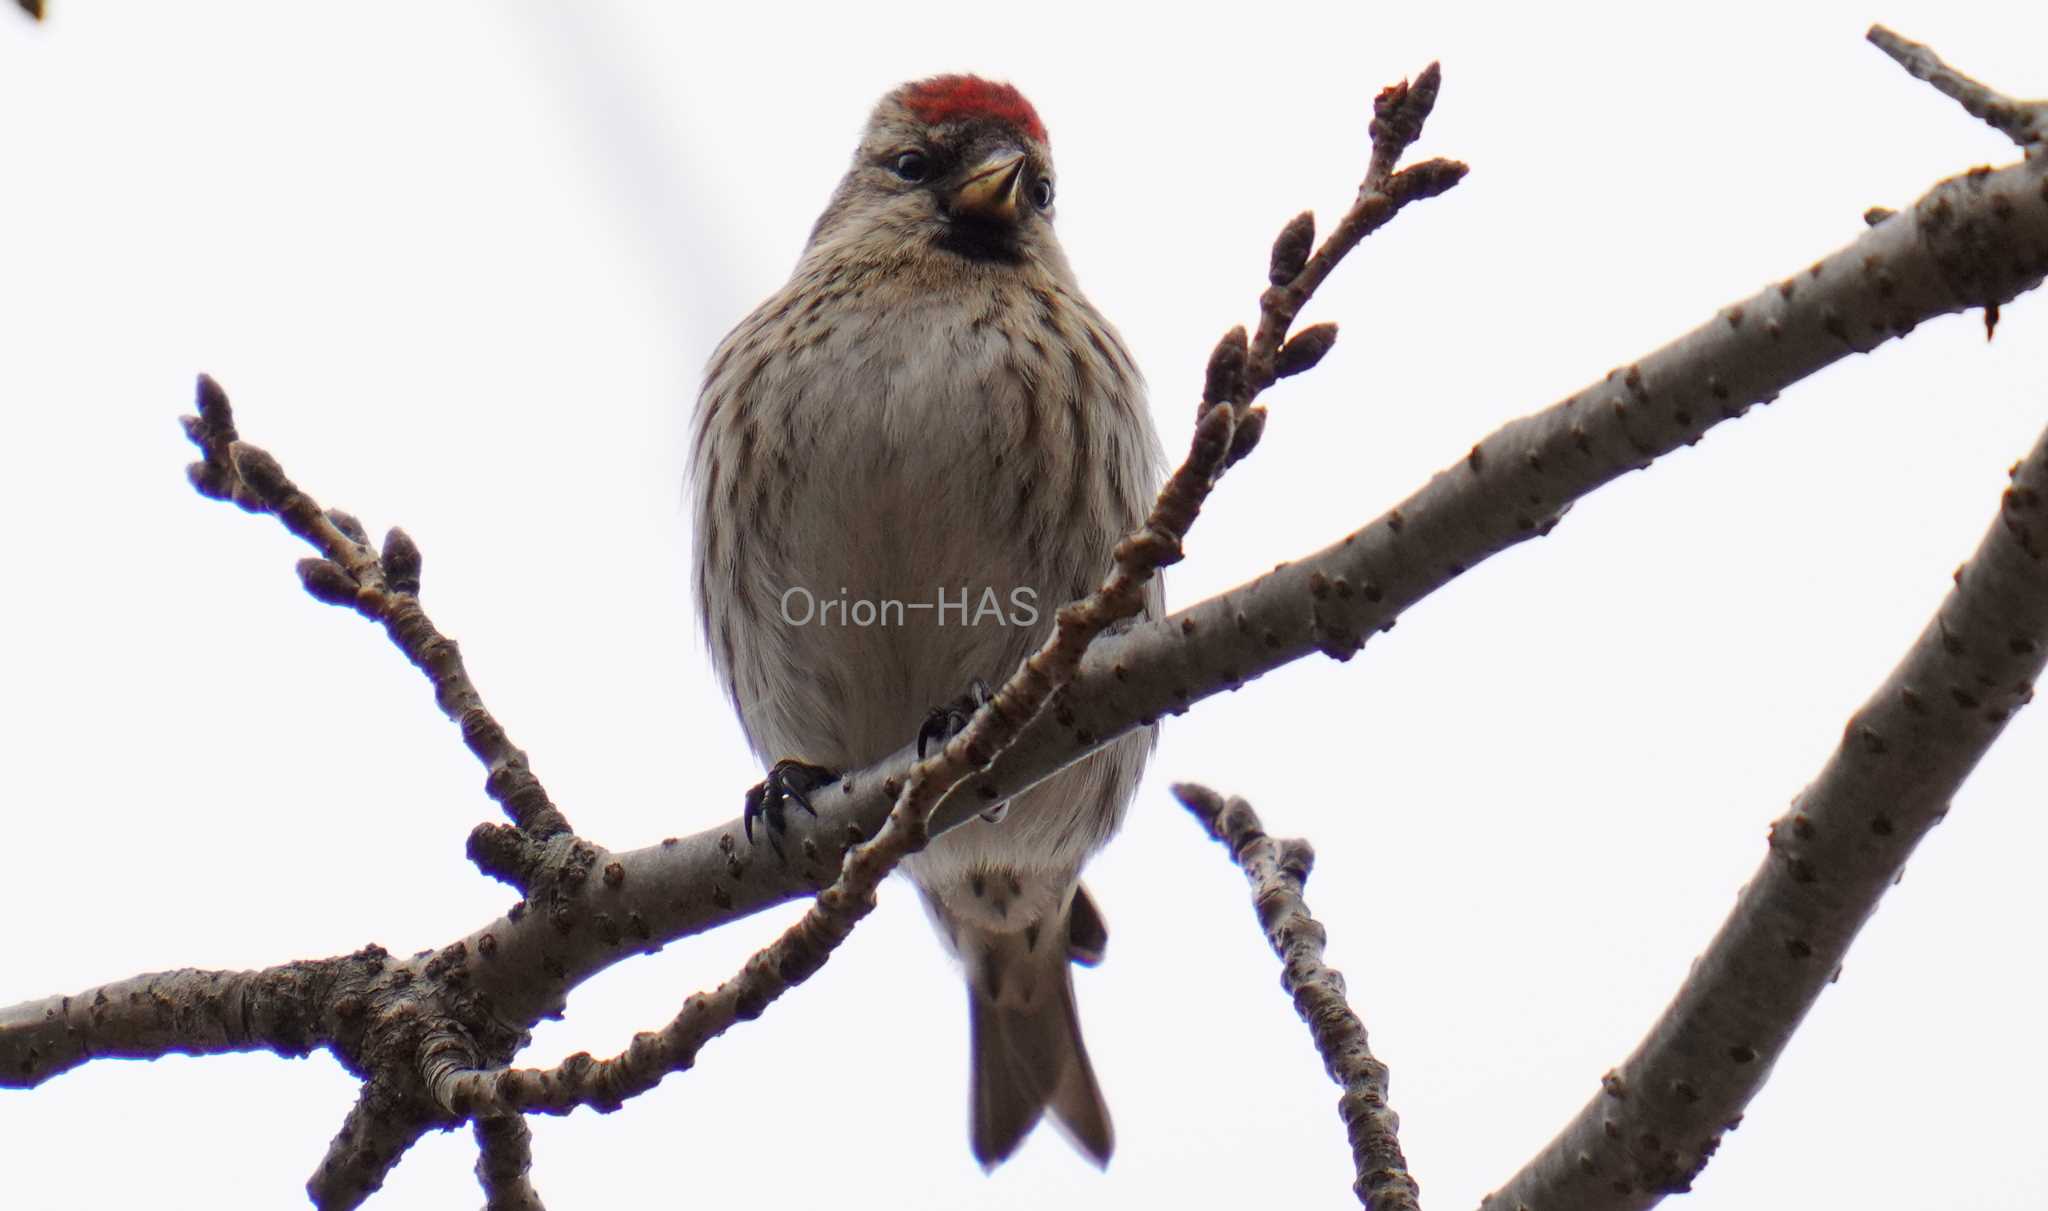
[1029,176,1055,210]
[891,150,931,182]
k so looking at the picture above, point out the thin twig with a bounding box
[1248,65,1464,401]
[1868,25,2047,149]
[1177,784,1419,1211]
[183,377,572,859]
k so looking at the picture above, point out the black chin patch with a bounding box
[936,217,1025,264]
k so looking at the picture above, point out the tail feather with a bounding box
[1044,970,1113,1163]
[1067,883,1108,967]
[968,964,1113,1169]
[969,993,1045,1166]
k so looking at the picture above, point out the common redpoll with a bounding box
[689,74,1163,1168]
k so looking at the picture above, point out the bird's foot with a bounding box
[917,677,995,759]
[917,679,1010,822]
[743,758,838,853]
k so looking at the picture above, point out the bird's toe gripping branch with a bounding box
[742,758,840,851]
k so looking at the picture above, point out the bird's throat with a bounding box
[935,217,1025,265]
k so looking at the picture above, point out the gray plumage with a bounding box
[688,75,1162,1168]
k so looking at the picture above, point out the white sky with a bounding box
[4,2,2045,1208]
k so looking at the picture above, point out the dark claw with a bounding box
[743,758,838,854]
[917,677,994,759]
[916,705,970,760]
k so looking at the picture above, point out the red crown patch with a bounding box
[900,75,1047,144]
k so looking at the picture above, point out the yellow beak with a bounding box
[946,151,1027,224]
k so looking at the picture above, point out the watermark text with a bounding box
[778,585,1040,627]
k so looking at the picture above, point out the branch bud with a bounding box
[296,558,360,607]
[186,460,230,502]
[1225,406,1267,467]
[381,527,423,594]
[1269,211,1315,285]
[468,821,540,891]
[1200,326,1250,418]
[1392,157,1469,201]
[1188,393,1236,470]
[325,509,369,546]
[1274,323,1339,380]
[194,373,234,428]
[1371,61,1442,151]
[229,442,289,501]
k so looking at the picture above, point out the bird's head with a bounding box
[807,75,1067,274]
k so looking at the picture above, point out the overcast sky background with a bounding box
[4,3,2046,1208]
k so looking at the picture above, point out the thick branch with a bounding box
[307,1080,440,1211]
[0,962,341,1086]
[1483,419,2048,1209]
[474,1116,545,1211]
[1178,784,1418,1211]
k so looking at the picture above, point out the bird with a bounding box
[688,73,1164,1169]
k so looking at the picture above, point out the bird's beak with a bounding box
[946,150,1027,224]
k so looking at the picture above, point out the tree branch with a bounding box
[5,62,1467,1195]
[1177,783,1419,1211]
[606,134,2048,989]
[307,1079,441,1210]
[186,376,572,859]
[415,134,1397,1108]
[1868,25,2047,151]
[0,962,339,1083]
[7,60,1465,1082]
[1251,68,1459,399]
[1482,414,2048,1207]
[15,46,2037,1110]
[474,1116,546,1211]
[4,40,2045,1208]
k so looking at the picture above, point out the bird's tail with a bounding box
[964,889,1113,1169]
